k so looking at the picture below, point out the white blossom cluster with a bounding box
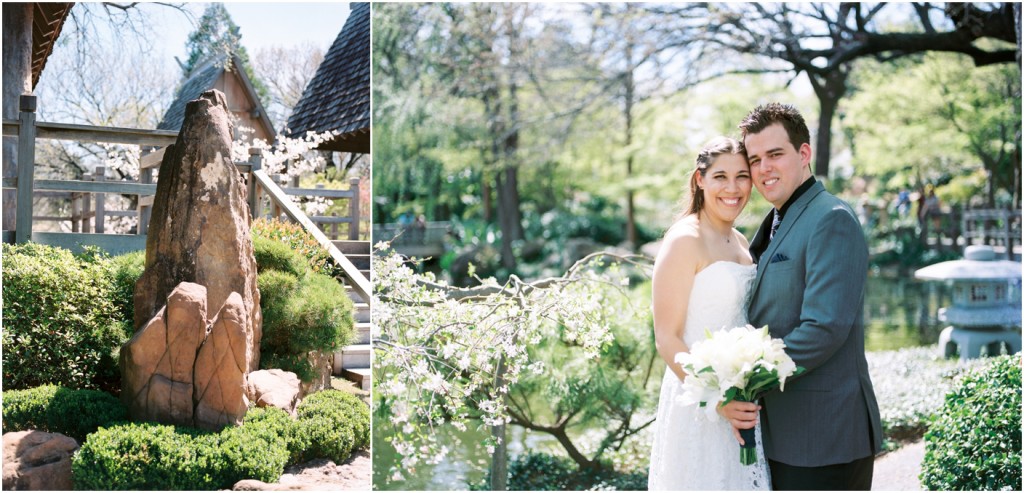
[230,127,340,177]
[372,244,648,481]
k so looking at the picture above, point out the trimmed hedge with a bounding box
[288,389,370,465]
[920,355,1022,491]
[1,243,128,391]
[72,408,293,490]
[70,393,370,490]
[1,385,128,442]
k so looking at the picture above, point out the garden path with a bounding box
[871,440,925,491]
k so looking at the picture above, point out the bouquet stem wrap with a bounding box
[737,400,758,466]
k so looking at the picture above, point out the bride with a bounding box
[647,137,769,490]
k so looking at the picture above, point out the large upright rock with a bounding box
[133,89,261,371]
[121,283,208,425]
[122,283,252,430]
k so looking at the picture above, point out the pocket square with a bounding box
[769,253,789,263]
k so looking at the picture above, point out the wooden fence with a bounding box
[1,94,369,302]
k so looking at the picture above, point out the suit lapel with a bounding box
[750,181,827,298]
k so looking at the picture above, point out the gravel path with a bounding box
[872,441,926,491]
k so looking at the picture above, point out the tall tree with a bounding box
[649,2,1019,178]
[252,43,325,131]
[180,3,269,107]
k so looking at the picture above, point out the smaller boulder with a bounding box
[246,369,302,416]
[2,431,78,491]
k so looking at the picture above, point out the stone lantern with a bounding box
[914,245,1022,360]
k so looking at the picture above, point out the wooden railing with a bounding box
[372,221,451,257]
[2,94,370,301]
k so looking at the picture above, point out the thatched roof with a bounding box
[31,3,74,88]
[285,2,369,153]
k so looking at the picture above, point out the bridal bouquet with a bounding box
[675,324,803,465]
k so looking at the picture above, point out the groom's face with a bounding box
[744,123,813,210]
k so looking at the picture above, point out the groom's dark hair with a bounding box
[738,103,810,149]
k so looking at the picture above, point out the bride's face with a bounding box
[697,153,752,222]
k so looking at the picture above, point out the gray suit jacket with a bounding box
[747,180,883,467]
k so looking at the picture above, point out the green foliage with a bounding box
[1,243,129,392]
[920,355,1022,491]
[107,250,145,326]
[1,385,127,442]
[71,409,295,491]
[252,218,355,382]
[470,452,648,491]
[252,218,339,277]
[260,272,354,382]
[253,236,307,278]
[289,390,371,464]
[72,422,206,490]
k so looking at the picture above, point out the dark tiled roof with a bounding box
[157,58,224,131]
[286,2,369,152]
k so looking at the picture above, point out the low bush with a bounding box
[920,355,1022,491]
[72,409,293,490]
[470,452,648,491]
[2,385,128,442]
[1,244,128,391]
[260,271,354,382]
[252,218,339,277]
[288,390,370,464]
[71,397,369,490]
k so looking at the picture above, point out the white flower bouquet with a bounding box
[675,324,803,465]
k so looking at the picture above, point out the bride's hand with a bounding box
[717,400,760,445]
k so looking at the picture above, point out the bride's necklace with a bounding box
[701,212,732,243]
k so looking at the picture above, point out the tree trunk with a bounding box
[489,355,508,491]
[2,3,33,231]
[623,35,637,250]
[808,69,847,179]
[482,173,493,222]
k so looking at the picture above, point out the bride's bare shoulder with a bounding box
[660,217,703,259]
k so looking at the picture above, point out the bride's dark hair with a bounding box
[678,137,747,218]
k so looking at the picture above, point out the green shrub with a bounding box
[2,385,128,442]
[288,390,370,464]
[260,272,354,382]
[470,452,648,491]
[107,250,145,325]
[920,355,1022,491]
[72,422,207,490]
[252,218,339,277]
[253,236,307,278]
[1,243,128,391]
[72,410,294,490]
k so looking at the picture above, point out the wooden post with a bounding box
[71,192,80,232]
[248,147,261,219]
[14,94,36,243]
[331,212,339,240]
[271,174,282,220]
[139,166,152,235]
[94,165,106,233]
[349,178,360,240]
[1004,210,1013,259]
[82,173,92,233]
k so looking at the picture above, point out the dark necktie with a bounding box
[769,210,782,241]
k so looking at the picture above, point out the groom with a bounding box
[723,103,882,490]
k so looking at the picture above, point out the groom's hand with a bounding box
[717,400,760,445]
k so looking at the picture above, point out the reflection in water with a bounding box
[373,274,955,489]
[863,274,951,351]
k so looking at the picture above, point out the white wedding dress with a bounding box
[648,261,771,491]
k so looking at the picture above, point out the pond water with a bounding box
[373,274,956,490]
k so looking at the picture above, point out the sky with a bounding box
[153,2,352,67]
